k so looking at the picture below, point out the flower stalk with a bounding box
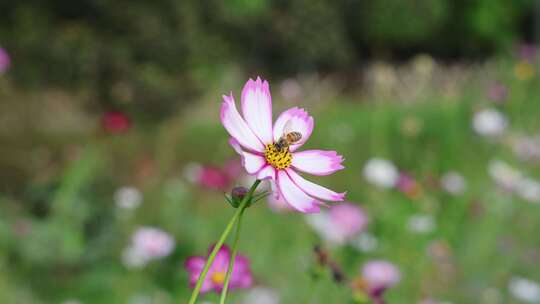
[187,179,261,304]
[219,200,246,304]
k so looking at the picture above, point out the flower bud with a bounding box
[232,186,248,200]
[228,186,249,208]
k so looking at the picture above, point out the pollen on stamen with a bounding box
[264,144,292,170]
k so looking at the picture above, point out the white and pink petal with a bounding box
[291,150,344,176]
[277,170,321,213]
[273,107,314,151]
[256,165,276,180]
[286,169,345,202]
[221,93,265,152]
[241,152,266,174]
[241,77,274,144]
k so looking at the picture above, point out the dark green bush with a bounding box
[0,0,534,116]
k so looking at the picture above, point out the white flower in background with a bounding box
[242,287,280,304]
[115,186,143,209]
[407,214,436,234]
[350,232,378,252]
[516,178,540,203]
[62,300,82,304]
[440,171,466,195]
[488,160,523,191]
[363,158,399,189]
[513,135,540,163]
[472,109,508,137]
[122,246,148,269]
[122,227,175,269]
[509,277,540,303]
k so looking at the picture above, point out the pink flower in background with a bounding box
[184,159,242,191]
[486,83,508,103]
[516,43,538,63]
[185,245,253,294]
[362,260,401,294]
[198,166,230,190]
[396,172,421,198]
[0,47,10,74]
[122,227,175,268]
[102,111,131,134]
[329,203,369,238]
[221,77,345,213]
[305,203,368,245]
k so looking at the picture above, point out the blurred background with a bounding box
[1,0,540,303]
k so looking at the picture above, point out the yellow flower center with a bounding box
[211,271,226,285]
[264,144,292,170]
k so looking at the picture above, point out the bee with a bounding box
[275,121,302,152]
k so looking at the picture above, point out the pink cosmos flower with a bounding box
[306,203,368,245]
[221,77,345,213]
[184,160,242,191]
[122,226,175,268]
[396,172,421,198]
[329,203,369,238]
[185,245,253,294]
[362,260,401,293]
[102,111,131,134]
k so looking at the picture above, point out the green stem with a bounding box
[187,179,261,304]
[219,205,245,304]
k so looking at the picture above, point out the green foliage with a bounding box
[353,0,450,47]
[0,0,535,111]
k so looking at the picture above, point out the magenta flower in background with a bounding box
[183,159,242,191]
[102,111,131,134]
[396,172,421,198]
[0,47,10,74]
[185,245,253,294]
[362,260,401,295]
[197,166,231,190]
[221,77,345,213]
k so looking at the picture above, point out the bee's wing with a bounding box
[282,119,295,135]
